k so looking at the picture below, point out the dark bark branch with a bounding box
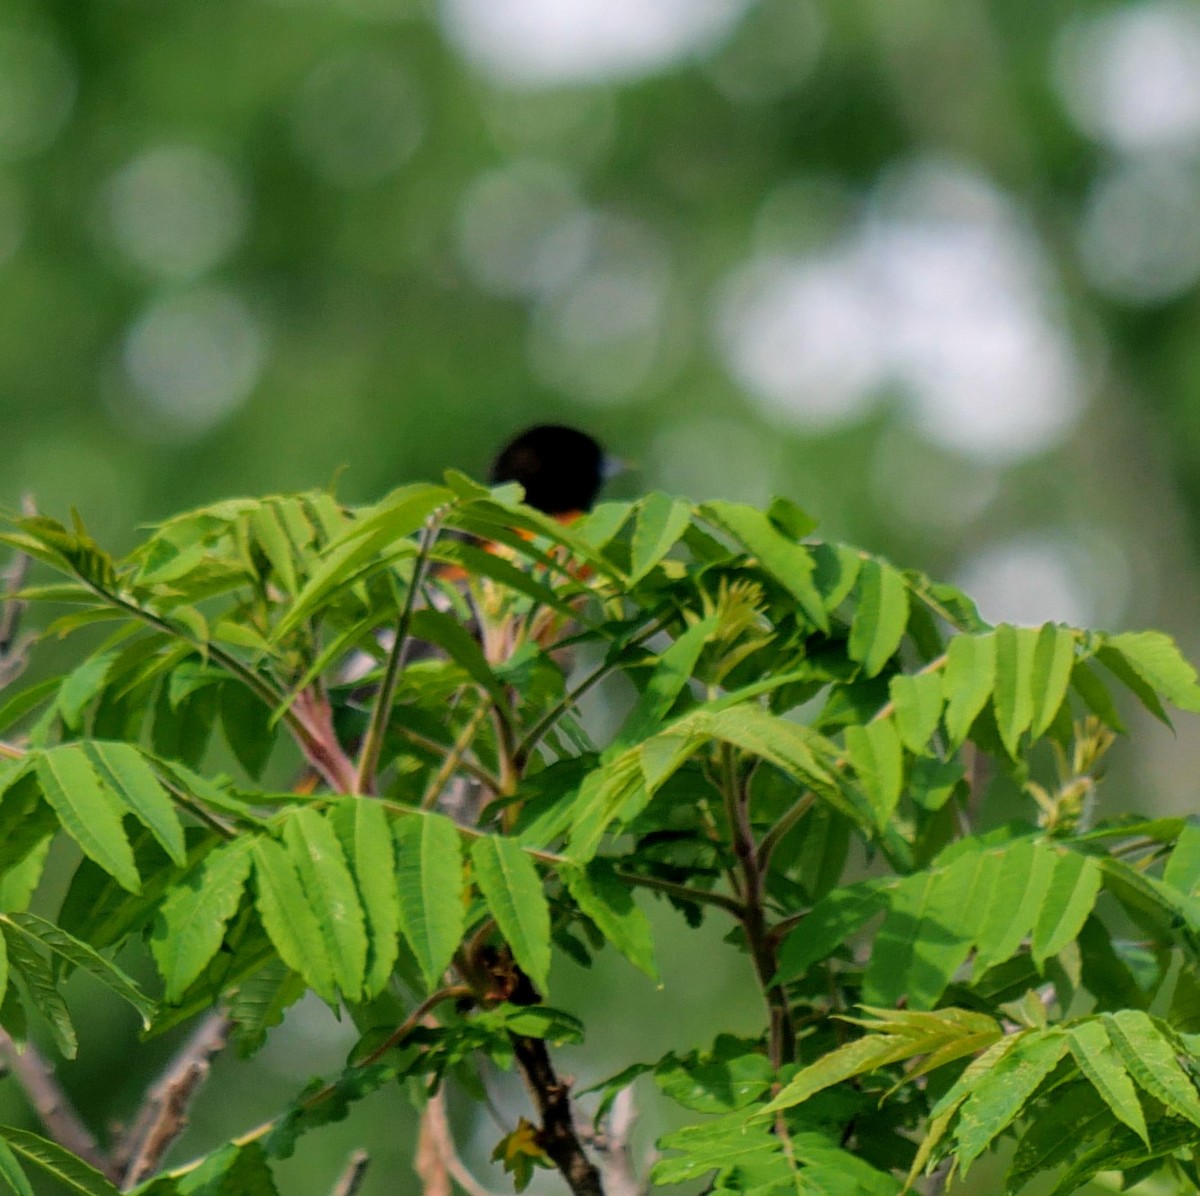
[0,1028,114,1178]
[116,1011,234,1188]
[510,1033,604,1196]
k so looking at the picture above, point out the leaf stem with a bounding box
[355,515,443,794]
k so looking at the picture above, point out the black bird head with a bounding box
[488,425,610,517]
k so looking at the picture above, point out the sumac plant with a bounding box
[2,479,1200,1196]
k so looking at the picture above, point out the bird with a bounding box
[487,424,611,521]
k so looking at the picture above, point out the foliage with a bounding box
[2,480,1200,1195]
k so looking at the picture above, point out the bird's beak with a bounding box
[602,454,632,481]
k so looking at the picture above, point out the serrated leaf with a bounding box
[610,615,717,752]
[1069,659,1125,733]
[393,813,463,992]
[275,484,451,637]
[329,798,399,997]
[82,742,186,866]
[628,493,691,584]
[1067,1019,1148,1145]
[844,718,903,826]
[1031,850,1101,966]
[1105,1010,1200,1126]
[1164,818,1200,895]
[775,878,891,983]
[152,839,253,1003]
[993,624,1037,757]
[251,838,336,1005]
[761,1032,925,1115]
[0,1128,119,1196]
[3,912,156,1026]
[407,608,504,703]
[0,1136,33,1196]
[561,861,657,981]
[701,502,827,631]
[220,683,274,780]
[1030,624,1076,738]
[943,632,996,748]
[1105,630,1200,714]
[56,652,117,730]
[863,852,989,1009]
[2,926,75,1057]
[282,809,367,1001]
[250,502,298,596]
[655,1038,772,1113]
[954,1030,1068,1173]
[35,746,139,893]
[849,559,909,678]
[972,839,1054,977]
[888,671,944,754]
[472,836,551,994]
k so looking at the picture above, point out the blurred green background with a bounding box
[4,0,1200,1191]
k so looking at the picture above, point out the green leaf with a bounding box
[628,493,692,583]
[408,608,504,703]
[393,813,463,992]
[610,615,717,752]
[954,1029,1068,1173]
[762,1032,924,1115]
[35,745,140,893]
[82,742,186,866]
[1031,850,1101,966]
[1164,818,1200,895]
[844,718,903,826]
[992,624,1037,756]
[471,836,551,994]
[251,838,336,1005]
[220,683,274,780]
[0,1128,119,1196]
[561,861,657,981]
[775,878,892,983]
[152,839,253,1003]
[328,798,399,997]
[1030,624,1076,738]
[1105,1010,1200,1126]
[863,853,988,1009]
[1067,1018,1148,1145]
[282,809,367,1002]
[2,923,75,1057]
[275,483,451,637]
[972,839,1054,976]
[943,632,996,748]
[2,912,156,1026]
[888,670,944,754]
[56,652,117,730]
[848,559,909,678]
[250,502,299,596]
[701,501,827,631]
[1070,660,1126,733]
[655,1037,772,1113]
[1105,630,1200,714]
[0,1137,33,1196]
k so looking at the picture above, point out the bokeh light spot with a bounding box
[1055,1,1200,153]
[717,160,1084,463]
[0,28,75,161]
[121,287,267,440]
[457,161,592,298]
[1078,157,1200,305]
[103,144,248,280]
[291,49,424,186]
[527,215,677,404]
[438,0,750,87]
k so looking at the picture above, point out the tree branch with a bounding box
[510,1033,604,1196]
[116,1011,234,1188]
[417,1090,503,1196]
[330,1149,370,1196]
[0,1028,114,1178]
